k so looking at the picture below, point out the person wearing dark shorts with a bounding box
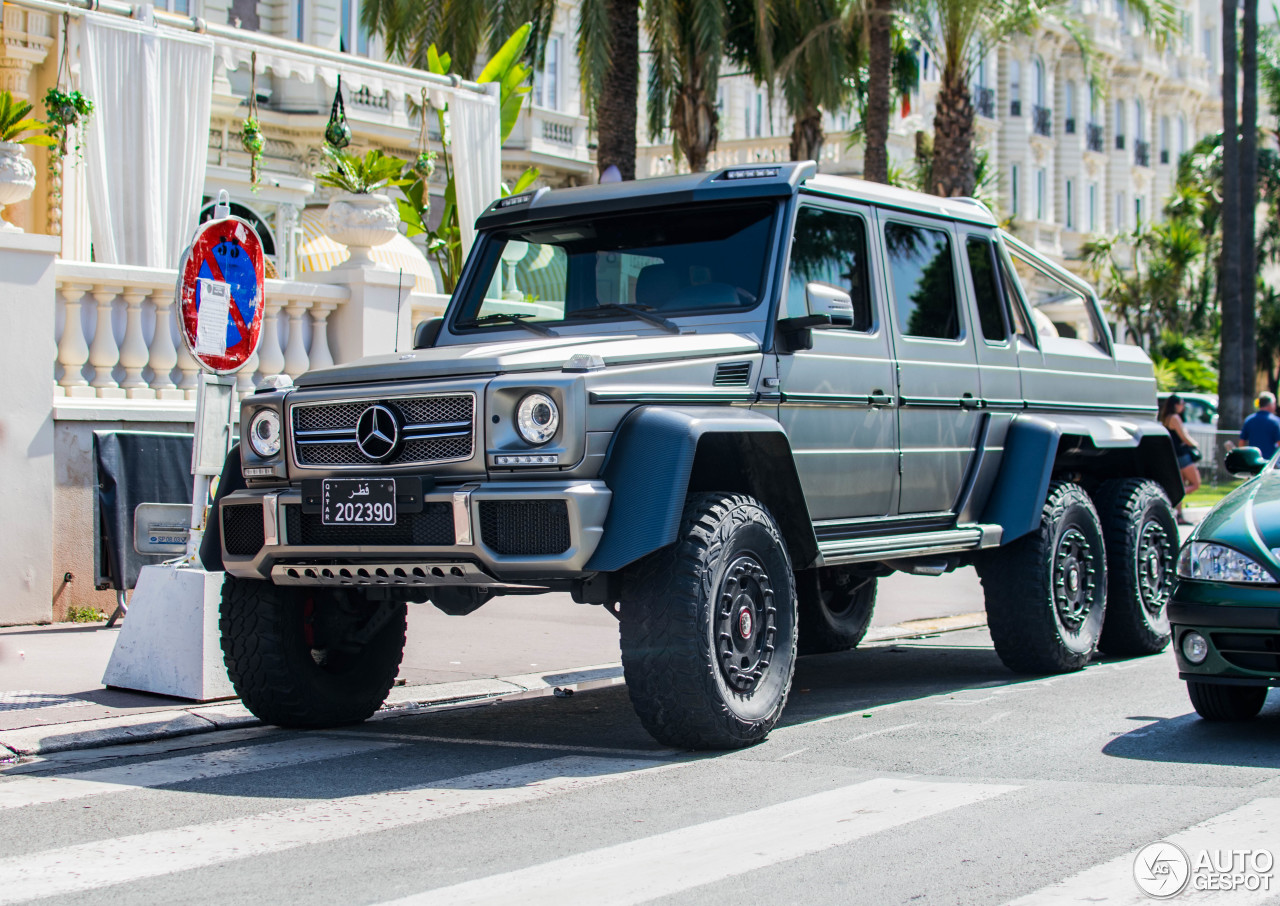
[1161,394,1200,524]
[1240,392,1280,459]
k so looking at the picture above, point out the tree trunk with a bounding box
[930,67,976,197]
[863,0,892,183]
[673,67,718,172]
[1220,0,1244,431]
[790,104,825,163]
[1242,0,1259,399]
[596,0,640,180]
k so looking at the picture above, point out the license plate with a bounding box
[321,478,397,526]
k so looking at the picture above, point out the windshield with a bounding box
[452,203,777,330]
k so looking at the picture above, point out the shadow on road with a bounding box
[1102,695,1280,768]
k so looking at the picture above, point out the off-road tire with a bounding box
[797,569,876,655]
[1094,478,1177,656]
[619,493,798,749]
[220,576,406,729]
[977,481,1108,674]
[1187,681,1268,721]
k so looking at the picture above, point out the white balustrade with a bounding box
[55,262,351,410]
[88,284,123,397]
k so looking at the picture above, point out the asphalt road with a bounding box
[4,626,1280,906]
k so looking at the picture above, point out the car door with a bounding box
[956,230,1023,522]
[775,198,899,521]
[876,211,983,516]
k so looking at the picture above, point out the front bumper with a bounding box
[219,479,611,588]
[1169,581,1280,686]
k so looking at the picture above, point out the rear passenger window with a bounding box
[1007,246,1104,345]
[884,222,961,340]
[965,237,1008,342]
[786,206,874,330]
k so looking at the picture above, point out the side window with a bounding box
[998,258,1036,342]
[884,222,961,340]
[1007,247,1103,345]
[786,206,874,330]
[965,236,1008,342]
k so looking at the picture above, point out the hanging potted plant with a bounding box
[0,91,55,231]
[241,53,265,191]
[316,146,410,266]
[43,15,93,207]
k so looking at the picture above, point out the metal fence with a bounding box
[1184,428,1250,489]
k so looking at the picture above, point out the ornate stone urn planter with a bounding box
[322,191,399,267]
[0,141,36,232]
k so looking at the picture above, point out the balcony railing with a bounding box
[541,119,575,146]
[55,262,351,400]
[1086,123,1104,152]
[1010,99,1022,117]
[975,86,995,119]
[1135,140,1151,167]
[1033,105,1052,137]
[1064,117,1076,134]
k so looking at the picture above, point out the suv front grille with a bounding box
[291,394,475,468]
[283,504,455,547]
[478,501,571,555]
[223,504,265,557]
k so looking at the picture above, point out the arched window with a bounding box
[199,199,278,259]
[1159,115,1170,163]
[1114,99,1126,149]
[1010,59,1022,115]
[1134,99,1145,141]
[1033,58,1046,107]
[1064,80,1076,132]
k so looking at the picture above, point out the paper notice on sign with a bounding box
[194,279,231,355]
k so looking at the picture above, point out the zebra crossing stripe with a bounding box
[0,755,677,905]
[0,737,401,810]
[1005,798,1280,905]
[377,777,1018,906]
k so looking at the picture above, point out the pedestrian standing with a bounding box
[1161,394,1200,525]
[1239,391,1280,459]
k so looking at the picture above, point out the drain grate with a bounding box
[0,691,93,713]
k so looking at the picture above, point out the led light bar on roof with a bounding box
[719,167,781,180]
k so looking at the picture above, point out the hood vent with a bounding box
[714,362,752,387]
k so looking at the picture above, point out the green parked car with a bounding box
[1171,446,1280,720]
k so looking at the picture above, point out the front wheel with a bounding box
[619,493,798,749]
[977,481,1108,674]
[1187,681,1269,721]
[220,577,406,729]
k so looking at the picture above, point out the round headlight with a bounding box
[248,409,282,458]
[516,393,559,445]
[1181,631,1209,665]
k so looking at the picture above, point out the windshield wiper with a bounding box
[571,303,681,334]
[461,312,556,336]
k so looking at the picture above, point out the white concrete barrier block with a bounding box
[101,565,236,702]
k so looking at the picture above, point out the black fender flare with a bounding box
[980,413,1183,544]
[585,407,816,572]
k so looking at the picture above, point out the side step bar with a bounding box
[817,524,1004,566]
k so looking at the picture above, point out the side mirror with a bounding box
[1225,446,1268,476]
[805,282,854,326]
[413,318,443,350]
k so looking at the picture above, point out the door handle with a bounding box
[959,393,982,410]
[869,390,894,407]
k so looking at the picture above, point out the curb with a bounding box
[0,617,988,761]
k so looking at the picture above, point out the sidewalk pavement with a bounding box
[0,507,1208,762]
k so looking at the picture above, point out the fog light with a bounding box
[1182,631,1209,665]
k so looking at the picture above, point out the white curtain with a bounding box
[80,14,213,268]
[450,83,502,258]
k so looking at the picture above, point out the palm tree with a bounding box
[726,0,863,163]
[1220,0,1244,430]
[579,0,641,180]
[361,0,554,76]
[645,0,727,172]
[902,0,1178,198]
[863,0,894,183]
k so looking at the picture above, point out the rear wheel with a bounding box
[1094,478,1177,656]
[1186,681,1268,721]
[797,569,876,655]
[977,481,1107,674]
[619,493,798,749]
[220,577,406,728]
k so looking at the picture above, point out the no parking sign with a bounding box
[176,214,266,375]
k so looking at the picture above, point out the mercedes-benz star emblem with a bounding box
[355,404,401,462]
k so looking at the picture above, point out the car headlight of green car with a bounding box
[1176,541,1276,584]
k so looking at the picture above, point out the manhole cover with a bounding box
[0,691,92,713]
